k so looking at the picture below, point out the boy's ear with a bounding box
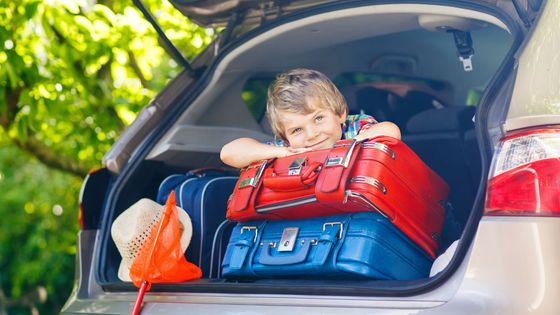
[338,111,347,123]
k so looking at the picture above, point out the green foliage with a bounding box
[0,0,215,174]
[0,0,215,314]
[0,132,82,315]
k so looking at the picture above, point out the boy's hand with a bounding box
[220,137,315,168]
[355,121,401,141]
[283,146,311,157]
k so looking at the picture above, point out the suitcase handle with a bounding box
[262,161,322,191]
[258,241,312,265]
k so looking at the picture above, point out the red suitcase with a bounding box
[226,136,448,258]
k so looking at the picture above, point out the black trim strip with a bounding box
[133,0,194,74]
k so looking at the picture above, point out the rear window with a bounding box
[333,72,455,107]
[241,78,273,122]
[240,73,463,126]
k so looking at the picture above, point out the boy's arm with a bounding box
[354,121,401,141]
[220,137,308,168]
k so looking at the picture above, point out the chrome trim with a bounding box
[362,142,396,160]
[326,140,358,168]
[255,197,317,213]
[238,160,267,188]
[240,226,259,243]
[238,177,257,188]
[278,227,299,252]
[325,157,344,166]
[350,176,387,194]
[346,191,389,219]
[288,157,307,176]
[323,222,344,239]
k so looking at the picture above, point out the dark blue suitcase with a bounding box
[222,212,433,280]
[157,171,238,277]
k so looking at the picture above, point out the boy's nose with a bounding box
[306,127,320,140]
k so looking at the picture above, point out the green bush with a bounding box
[0,133,82,315]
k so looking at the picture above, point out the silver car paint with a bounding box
[506,0,560,130]
[62,217,560,314]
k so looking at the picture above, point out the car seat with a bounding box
[341,85,400,126]
[403,106,478,226]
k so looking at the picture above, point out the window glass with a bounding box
[241,78,273,122]
[241,73,456,124]
[333,72,453,104]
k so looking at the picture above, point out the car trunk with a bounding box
[96,0,528,296]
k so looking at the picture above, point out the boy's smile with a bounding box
[279,100,347,150]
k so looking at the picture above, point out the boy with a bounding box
[220,68,401,168]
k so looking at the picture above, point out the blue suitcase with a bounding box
[157,170,238,277]
[222,212,432,280]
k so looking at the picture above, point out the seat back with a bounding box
[341,85,402,127]
[402,106,478,226]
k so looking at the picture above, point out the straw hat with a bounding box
[110,198,192,282]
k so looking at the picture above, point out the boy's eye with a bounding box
[315,115,324,122]
[291,128,302,135]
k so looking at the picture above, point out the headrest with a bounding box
[406,106,476,133]
[340,85,360,112]
[341,85,394,121]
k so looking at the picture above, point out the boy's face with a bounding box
[279,98,347,150]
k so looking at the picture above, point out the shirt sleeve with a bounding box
[344,114,378,139]
[356,114,378,133]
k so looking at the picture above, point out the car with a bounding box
[61,0,560,314]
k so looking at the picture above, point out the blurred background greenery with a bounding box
[0,0,214,313]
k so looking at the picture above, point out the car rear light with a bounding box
[78,173,89,230]
[78,203,85,230]
[485,128,560,216]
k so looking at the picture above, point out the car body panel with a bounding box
[170,0,335,28]
[505,0,560,131]
[61,217,560,314]
[461,217,560,314]
[168,0,532,30]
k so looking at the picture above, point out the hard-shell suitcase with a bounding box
[157,170,238,276]
[222,212,433,280]
[227,136,448,258]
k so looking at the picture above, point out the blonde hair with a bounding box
[266,68,347,141]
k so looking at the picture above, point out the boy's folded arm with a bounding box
[354,121,401,141]
[220,137,289,168]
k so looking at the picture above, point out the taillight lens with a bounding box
[78,173,90,230]
[485,128,560,216]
